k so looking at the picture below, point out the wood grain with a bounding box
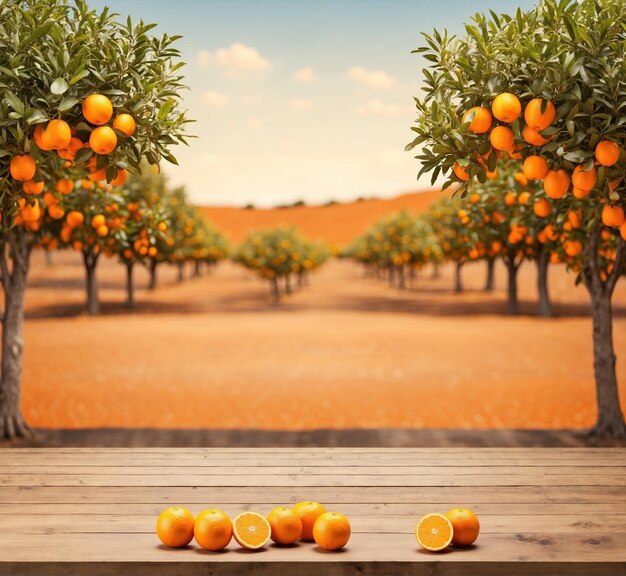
[0,447,624,576]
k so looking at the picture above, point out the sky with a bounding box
[91,0,535,207]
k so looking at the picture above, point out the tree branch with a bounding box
[606,235,626,296]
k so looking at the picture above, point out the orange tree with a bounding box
[235,227,329,302]
[407,0,626,436]
[422,198,474,292]
[0,0,189,438]
[345,211,442,290]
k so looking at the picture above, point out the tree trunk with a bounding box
[506,254,519,316]
[298,271,304,288]
[177,262,184,282]
[582,229,626,438]
[387,266,395,287]
[431,263,441,279]
[536,248,552,318]
[83,250,100,316]
[397,265,406,290]
[454,261,463,293]
[125,261,135,308]
[270,277,280,303]
[148,260,158,290]
[284,274,292,294]
[0,226,32,439]
[484,259,495,292]
[194,260,201,277]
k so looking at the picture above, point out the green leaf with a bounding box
[4,91,24,114]
[23,22,54,48]
[51,78,69,95]
[59,96,80,112]
[69,69,90,85]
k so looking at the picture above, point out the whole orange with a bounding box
[194,508,232,551]
[293,501,326,541]
[267,507,302,545]
[445,508,480,546]
[156,506,195,548]
[312,512,351,550]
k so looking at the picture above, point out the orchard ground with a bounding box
[19,192,626,432]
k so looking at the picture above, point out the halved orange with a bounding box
[415,513,453,552]
[232,512,271,550]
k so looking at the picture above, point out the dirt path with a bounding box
[20,250,626,430]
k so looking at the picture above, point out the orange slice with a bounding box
[233,512,271,550]
[415,513,453,552]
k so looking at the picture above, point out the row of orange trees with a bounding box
[235,227,330,302]
[407,0,626,437]
[34,169,228,314]
[0,0,191,438]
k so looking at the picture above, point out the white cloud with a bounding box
[202,90,230,108]
[348,66,396,90]
[197,43,271,76]
[292,67,317,83]
[248,117,262,129]
[289,98,313,110]
[357,99,402,117]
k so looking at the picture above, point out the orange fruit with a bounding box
[504,191,516,206]
[543,169,570,199]
[595,140,620,167]
[492,93,521,123]
[469,193,480,204]
[415,513,453,552]
[572,187,591,200]
[157,222,168,232]
[489,125,514,151]
[56,179,74,195]
[518,191,531,205]
[111,168,127,186]
[20,199,41,222]
[42,119,72,150]
[267,507,302,545]
[462,106,492,133]
[568,210,583,229]
[113,113,136,137]
[445,508,480,546]
[533,199,551,218]
[193,508,232,551]
[148,246,158,257]
[602,205,625,228]
[514,172,528,186]
[82,93,113,125]
[293,501,326,541]
[48,204,65,220]
[66,211,85,228]
[232,511,271,550]
[508,143,523,159]
[620,222,626,241]
[522,155,548,180]
[523,125,550,146]
[90,126,118,155]
[156,506,195,548]
[524,98,556,130]
[33,125,54,151]
[58,137,84,161]
[23,180,44,195]
[564,240,583,257]
[572,165,596,192]
[312,512,351,551]
[452,162,470,181]
[10,155,36,181]
[91,214,106,229]
[96,225,109,237]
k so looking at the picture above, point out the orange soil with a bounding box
[199,190,446,245]
[21,248,626,430]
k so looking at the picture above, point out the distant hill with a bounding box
[199,189,447,246]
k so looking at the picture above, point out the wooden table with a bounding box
[0,448,625,575]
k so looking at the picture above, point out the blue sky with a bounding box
[92,0,536,207]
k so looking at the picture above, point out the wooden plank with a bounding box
[2,473,624,487]
[4,465,626,475]
[0,532,624,562]
[1,514,625,535]
[1,485,623,504]
[0,502,622,516]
